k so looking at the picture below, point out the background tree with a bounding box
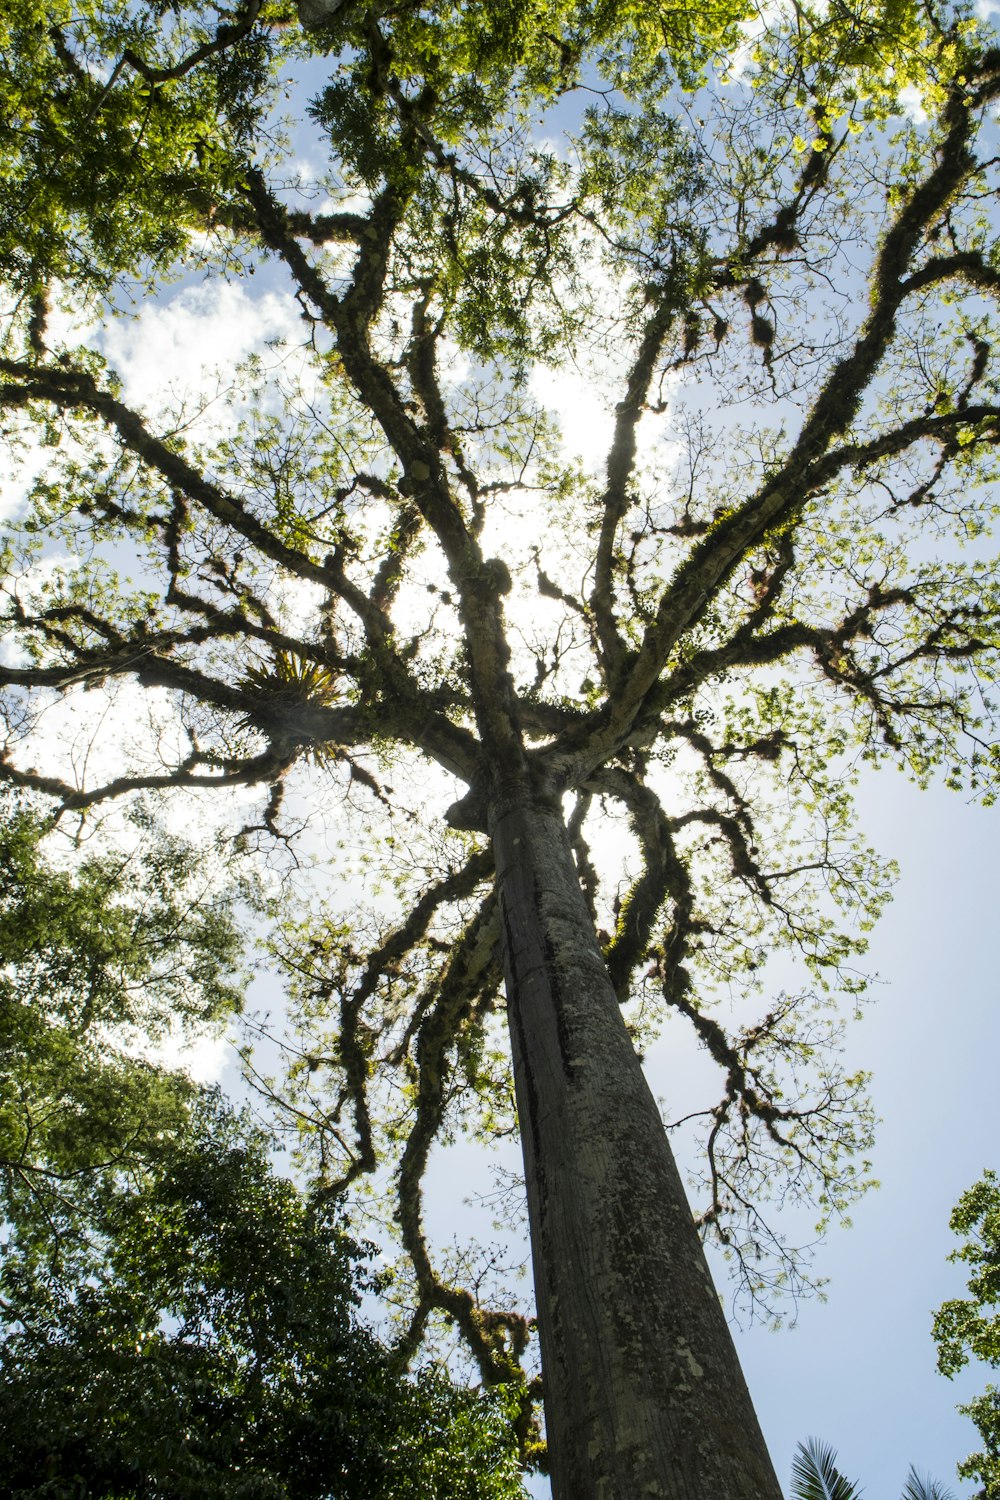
[0,788,247,1256]
[934,1172,1000,1499]
[3,1,1000,1495]
[0,1094,526,1500]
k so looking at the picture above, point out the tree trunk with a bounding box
[489,785,783,1500]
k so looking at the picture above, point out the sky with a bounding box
[735,766,998,1497]
[4,16,1000,1497]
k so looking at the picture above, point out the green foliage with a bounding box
[791,1439,863,1500]
[0,795,244,1029]
[0,1095,527,1499]
[0,791,250,1262]
[0,0,753,330]
[0,792,525,1494]
[933,1171,1000,1497]
[902,1475,957,1500]
[747,0,974,117]
[0,0,286,308]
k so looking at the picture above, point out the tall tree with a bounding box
[2,1,1000,1494]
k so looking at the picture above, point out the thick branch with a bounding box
[546,58,1000,781]
[317,848,494,1197]
[591,296,679,677]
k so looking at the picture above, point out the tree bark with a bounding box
[489,783,783,1500]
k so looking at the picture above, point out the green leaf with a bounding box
[901,1468,955,1500]
[790,1439,863,1500]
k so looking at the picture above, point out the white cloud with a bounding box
[898,85,929,125]
[530,361,616,474]
[0,442,45,523]
[530,353,684,482]
[97,281,303,417]
[148,1025,233,1085]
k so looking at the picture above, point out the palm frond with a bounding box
[901,1467,955,1500]
[790,1439,863,1500]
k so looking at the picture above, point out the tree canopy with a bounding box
[3,0,1000,1491]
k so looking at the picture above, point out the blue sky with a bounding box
[736,766,998,1496]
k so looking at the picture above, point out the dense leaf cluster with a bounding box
[0,794,244,1254]
[0,1100,526,1500]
